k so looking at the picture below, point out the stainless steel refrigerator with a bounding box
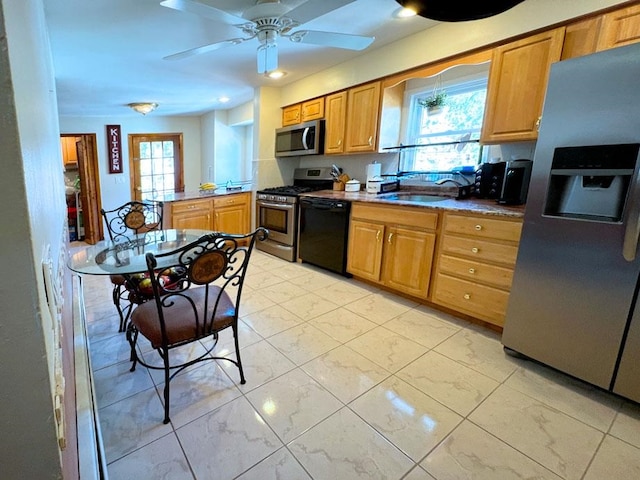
[502,42,640,402]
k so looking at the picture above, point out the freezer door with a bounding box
[502,43,640,390]
[612,296,640,402]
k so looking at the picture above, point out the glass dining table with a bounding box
[68,229,213,276]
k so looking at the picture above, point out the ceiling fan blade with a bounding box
[160,0,246,24]
[257,43,278,74]
[290,30,375,51]
[282,0,357,25]
[163,38,247,61]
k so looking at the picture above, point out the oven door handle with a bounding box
[258,201,295,210]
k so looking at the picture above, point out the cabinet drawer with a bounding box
[441,235,519,266]
[351,203,438,230]
[171,198,212,214]
[213,193,248,208]
[433,273,509,326]
[438,254,514,290]
[444,214,522,242]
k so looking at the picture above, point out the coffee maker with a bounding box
[498,159,533,205]
[474,161,506,199]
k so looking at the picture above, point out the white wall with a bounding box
[279,0,630,106]
[0,0,66,476]
[59,115,202,210]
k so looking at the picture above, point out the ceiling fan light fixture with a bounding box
[128,102,158,115]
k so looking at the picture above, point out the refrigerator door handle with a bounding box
[622,171,640,261]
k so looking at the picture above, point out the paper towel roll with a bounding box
[366,163,381,179]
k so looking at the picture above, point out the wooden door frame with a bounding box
[61,133,103,244]
[128,133,185,201]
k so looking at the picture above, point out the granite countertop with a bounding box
[300,188,525,218]
[158,188,251,203]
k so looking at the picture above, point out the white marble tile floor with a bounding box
[80,250,640,480]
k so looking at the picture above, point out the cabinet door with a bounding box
[345,81,381,153]
[215,205,247,234]
[347,219,384,281]
[481,28,565,144]
[170,200,213,230]
[383,227,435,298]
[325,91,347,154]
[301,98,325,121]
[597,3,640,51]
[282,104,301,126]
[561,17,602,60]
[213,193,250,235]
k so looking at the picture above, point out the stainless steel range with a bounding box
[256,167,334,261]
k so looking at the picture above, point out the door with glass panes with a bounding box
[129,134,184,201]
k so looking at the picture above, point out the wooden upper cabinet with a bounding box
[281,98,325,126]
[345,81,381,153]
[281,104,301,126]
[597,3,640,51]
[301,98,324,122]
[562,17,602,60]
[481,27,565,144]
[324,91,348,154]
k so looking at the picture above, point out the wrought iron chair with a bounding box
[100,200,164,332]
[126,227,268,424]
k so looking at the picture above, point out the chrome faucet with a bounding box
[435,178,465,187]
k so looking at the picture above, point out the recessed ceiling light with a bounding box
[266,70,286,79]
[218,96,230,103]
[393,7,417,18]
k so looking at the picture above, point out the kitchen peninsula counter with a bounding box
[157,188,251,203]
[301,189,525,218]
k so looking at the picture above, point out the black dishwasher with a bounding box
[298,197,351,277]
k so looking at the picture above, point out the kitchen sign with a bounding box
[107,124,123,174]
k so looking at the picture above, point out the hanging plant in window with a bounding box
[418,75,447,115]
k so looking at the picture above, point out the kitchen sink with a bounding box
[380,193,449,203]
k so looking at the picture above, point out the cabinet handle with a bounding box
[463,293,471,300]
[535,116,541,131]
[207,214,211,222]
[471,247,479,253]
[376,230,381,241]
[388,232,393,244]
[475,224,482,231]
[188,205,196,209]
[468,268,475,274]
[368,136,373,146]
[338,139,342,146]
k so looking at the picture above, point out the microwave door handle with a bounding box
[623,168,640,261]
[302,127,310,150]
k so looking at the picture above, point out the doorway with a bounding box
[60,134,103,244]
[128,133,184,201]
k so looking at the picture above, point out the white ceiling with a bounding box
[43,0,439,117]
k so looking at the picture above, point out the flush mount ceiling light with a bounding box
[393,7,417,18]
[161,0,375,74]
[128,102,158,115]
[394,0,525,22]
[266,70,286,79]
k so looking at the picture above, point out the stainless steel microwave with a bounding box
[275,120,325,157]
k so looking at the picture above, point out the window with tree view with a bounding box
[400,67,488,173]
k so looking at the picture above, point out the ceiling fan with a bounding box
[160,0,376,74]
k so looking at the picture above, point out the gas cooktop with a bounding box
[257,185,315,196]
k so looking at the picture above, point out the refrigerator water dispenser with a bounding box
[543,144,639,222]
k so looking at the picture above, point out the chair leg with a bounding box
[232,324,246,385]
[112,284,126,332]
[162,348,171,424]
[126,325,139,372]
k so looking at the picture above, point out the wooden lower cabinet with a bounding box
[169,198,213,230]
[432,212,523,327]
[212,192,250,234]
[165,192,251,233]
[347,203,437,298]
